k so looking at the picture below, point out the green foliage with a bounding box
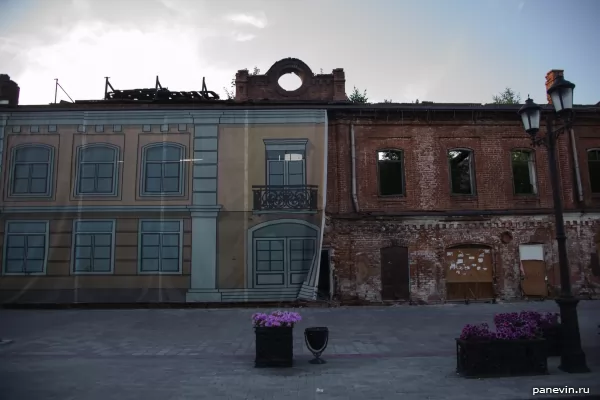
[349,86,369,104]
[493,87,522,104]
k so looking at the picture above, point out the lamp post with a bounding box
[518,76,589,373]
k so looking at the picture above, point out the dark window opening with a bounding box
[512,150,536,195]
[448,149,474,195]
[588,150,600,194]
[448,150,475,195]
[378,150,404,196]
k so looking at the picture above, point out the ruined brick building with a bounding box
[1,60,599,305]
[324,70,600,304]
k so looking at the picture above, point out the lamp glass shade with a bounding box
[518,98,541,136]
[547,77,575,113]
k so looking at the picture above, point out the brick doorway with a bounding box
[380,246,410,301]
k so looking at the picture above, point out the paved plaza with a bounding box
[1,301,599,400]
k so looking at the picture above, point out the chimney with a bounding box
[545,69,564,105]
[0,74,20,107]
[234,69,249,101]
[332,68,347,101]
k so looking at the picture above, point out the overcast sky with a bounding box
[1,0,598,106]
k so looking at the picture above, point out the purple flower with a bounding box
[462,310,555,341]
[252,310,302,328]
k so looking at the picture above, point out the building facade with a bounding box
[0,59,335,304]
[324,70,600,303]
[1,63,599,305]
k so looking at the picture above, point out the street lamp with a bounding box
[518,77,589,373]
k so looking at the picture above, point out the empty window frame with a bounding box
[587,149,600,194]
[448,149,475,195]
[511,150,537,195]
[377,149,405,196]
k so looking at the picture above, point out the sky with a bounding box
[1,0,599,106]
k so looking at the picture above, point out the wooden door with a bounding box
[380,246,410,301]
[519,244,547,297]
[521,260,548,296]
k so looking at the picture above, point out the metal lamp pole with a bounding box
[518,76,590,373]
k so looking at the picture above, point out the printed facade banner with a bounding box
[0,109,328,304]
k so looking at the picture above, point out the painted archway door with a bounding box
[248,220,319,289]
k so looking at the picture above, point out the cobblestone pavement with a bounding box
[1,301,599,400]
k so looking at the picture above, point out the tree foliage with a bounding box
[349,86,369,104]
[493,87,521,104]
[224,66,260,100]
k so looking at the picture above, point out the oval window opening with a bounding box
[278,72,302,91]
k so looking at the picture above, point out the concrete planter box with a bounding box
[254,327,294,368]
[456,338,548,378]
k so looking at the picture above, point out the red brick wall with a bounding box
[324,216,599,303]
[327,119,583,214]
[325,112,600,303]
[235,58,346,102]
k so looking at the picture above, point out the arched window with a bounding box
[448,148,475,195]
[141,143,185,196]
[511,149,537,195]
[75,144,119,196]
[9,144,54,197]
[587,149,600,194]
[377,149,404,196]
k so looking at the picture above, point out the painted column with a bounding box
[0,114,7,199]
[186,123,222,302]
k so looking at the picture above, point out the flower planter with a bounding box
[456,338,548,378]
[255,327,294,368]
[542,324,562,357]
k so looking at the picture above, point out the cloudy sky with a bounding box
[1,0,599,105]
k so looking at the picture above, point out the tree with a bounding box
[349,86,368,103]
[493,87,521,104]
[224,66,261,100]
[383,99,393,103]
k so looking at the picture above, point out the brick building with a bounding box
[1,61,599,305]
[324,70,600,304]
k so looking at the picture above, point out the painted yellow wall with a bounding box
[217,124,326,212]
[0,215,192,290]
[1,125,193,207]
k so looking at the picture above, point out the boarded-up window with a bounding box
[445,245,493,300]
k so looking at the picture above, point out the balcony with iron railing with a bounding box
[252,185,318,212]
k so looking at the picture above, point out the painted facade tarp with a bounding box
[0,109,328,304]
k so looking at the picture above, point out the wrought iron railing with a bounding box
[252,185,318,211]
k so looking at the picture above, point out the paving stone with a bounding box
[0,302,599,399]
